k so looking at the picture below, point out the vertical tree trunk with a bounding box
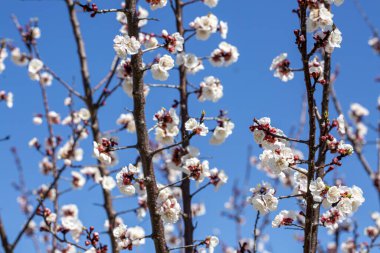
[125,1,168,252]
[298,3,318,253]
[173,1,195,251]
[310,47,331,253]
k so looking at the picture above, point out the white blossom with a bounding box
[208,168,228,190]
[151,55,174,81]
[116,113,136,133]
[158,197,181,224]
[61,204,79,218]
[31,27,41,39]
[325,28,342,53]
[113,35,141,58]
[78,108,91,121]
[0,48,7,74]
[337,114,346,135]
[369,36,380,54]
[116,164,139,195]
[337,141,354,156]
[182,157,210,182]
[80,167,102,184]
[327,0,344,6]
[185,118,208,136]
[364,226,379,238]
[219,21,228,39]
[128,226,146,246]
[102,176,116,191]
[0,91,13,108]
[45,211,57,223]
[210,42,239,67]
[28,58,43,80]
[306,5,334,32]
[272,210,297,228]
[247,182,278,214]
[146,36,159,50]
[71,171,86,189]
[204,0,218,8]
[309,56,324,82]
[57,139,83,162]
[205,236,219,253]
[154,108,180,144]
[320,208,343,230]
[198,76,223,102]
[259,145,295,175]
[269,53,294,82]
[11,48,28,66]
[192,203,206,217]
[349,103,369,121]
[190,14,218,40]
[162,30,184,53]
[176,53,204,74]
[210,120,234,145]
[309,177,326,202]
[148,0,167,10]
[326,186,341,204]
[93,141,112,164]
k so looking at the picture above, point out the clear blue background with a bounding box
[0,0,379,252]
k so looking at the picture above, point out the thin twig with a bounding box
[159,175,191,192]
[253,211,260,253]
[278,193,305,200]
[190,182,212,198]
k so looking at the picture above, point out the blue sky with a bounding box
[1,0,380,252]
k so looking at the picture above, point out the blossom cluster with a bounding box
[247,182,278,214]
[157,185,181,224]
[190,13,226,40]
[250,117,296,175]
[60,204,84,242]
[93,138,118,165]
[116,164,140,196]
[164,146,228,190]
[309,178,365,229]
[154,107,180,144]
[306,1,343,53]
[113,223,145,250]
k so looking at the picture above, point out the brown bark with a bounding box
[299,2,334,251]
[309,39,332,253]
[0,218,12,253]
[125,1,168,252]
[308,3,333,251]
[298,3,318,253]
[173,1,195,251]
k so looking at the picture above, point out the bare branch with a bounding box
[0,136,10,142]
[253,211,260,253]
[146,83,179,89]
[43,66,84,100]
[190,182,212,198]
[93,56,119,92]
[150,133,196,156]
[278,193,305,200]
